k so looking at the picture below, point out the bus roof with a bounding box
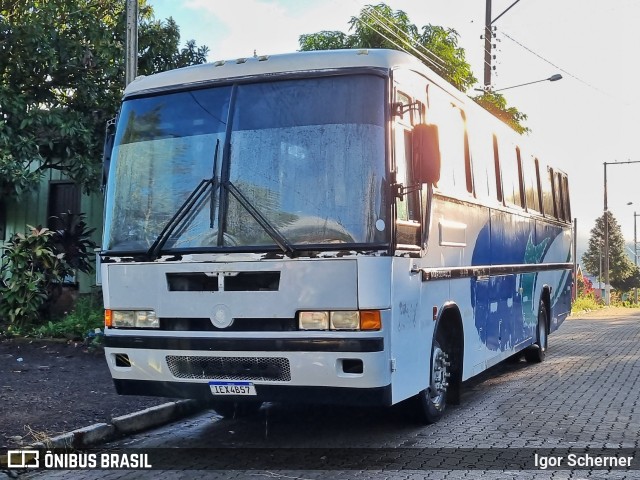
[124,48,427,97]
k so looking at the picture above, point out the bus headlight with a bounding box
[106,310,159,329]
[330,311,360,330]
[298,310,381,331]
[298,311,329,330]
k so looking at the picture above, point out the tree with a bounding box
[0,0,208,200]
[582,211,640,291]
[472,91,529,135]
[298,3,526,130]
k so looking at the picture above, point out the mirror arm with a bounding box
[392,182,422,199]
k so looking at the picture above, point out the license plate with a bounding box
[209,381,257,396]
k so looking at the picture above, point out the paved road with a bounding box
[18,310,640,479]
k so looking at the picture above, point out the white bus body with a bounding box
[101,49,572,422]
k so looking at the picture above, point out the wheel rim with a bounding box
[429,345,450,407]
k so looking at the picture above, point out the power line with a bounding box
[500,30,609,96]
[358,8,447,72]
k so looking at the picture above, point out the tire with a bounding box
[412,339,451,424]
[211,400,262,419]
[525,300,548,363]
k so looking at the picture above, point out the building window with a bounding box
[48,182,80,231]
[0,200,6,240]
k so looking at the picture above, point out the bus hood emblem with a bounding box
[211,304,234,329]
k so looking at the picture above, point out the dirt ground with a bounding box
[0,338,171,450]
[1,306,639,450]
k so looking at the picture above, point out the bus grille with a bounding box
[166,355,291,382]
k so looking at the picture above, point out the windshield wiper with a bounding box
[224,180,295,256]
[147,178,214,260]
[148,140,221,260]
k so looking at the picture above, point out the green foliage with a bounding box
[472,91,530,135]
[0,226,67,327]
[0,214,99,327]
[298,3,527,131]
[571,294,603,313]
[31,294,103,342]
[50,212,98,276]
[0,0,208,200]
[581,211,640,292]
[299,3,476,92]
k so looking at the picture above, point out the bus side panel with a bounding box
[534,219,573,332]
[421,195,490,385]
[389,256,434,404]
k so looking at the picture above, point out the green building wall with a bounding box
[0,169,104,294]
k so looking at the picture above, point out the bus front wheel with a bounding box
[524,300,548,363]
[413,339,450,424]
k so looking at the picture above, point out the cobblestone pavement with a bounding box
[17,309,640,479]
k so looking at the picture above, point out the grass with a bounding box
[571,294,603,314]
[29,294,104,341]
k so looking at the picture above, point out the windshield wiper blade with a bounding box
[147,178,213,260]
[224,180,295,255]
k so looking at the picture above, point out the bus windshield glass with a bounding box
[103,74,388,253]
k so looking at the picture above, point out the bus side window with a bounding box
[493,134,503,203]
[500,143,523,208]
[394,90,421,246]
[522,154,541,213]
[553,170,565,221]
[470,126,498,201]
[434,101,472,196]
[540,164,555,218]
[562,175,571,220]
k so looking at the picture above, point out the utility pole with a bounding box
[483,0,524,90]
[125,0,138,86]
[604,163,609,305]
[602,160,640,305]
[483,0,493,89]
[635,212,639,304]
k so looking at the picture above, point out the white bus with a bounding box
[101,49,573,423]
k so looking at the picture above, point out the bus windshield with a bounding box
[103,74,388,253]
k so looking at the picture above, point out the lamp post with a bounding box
[635,212,639,304]
[603,160,640,305]
[493,74,563,92]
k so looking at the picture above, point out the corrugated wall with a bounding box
[0,169,104,294]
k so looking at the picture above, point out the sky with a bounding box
[149,0,640,257]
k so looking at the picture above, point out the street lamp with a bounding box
[634,212,640,304]
[493,74,563,92]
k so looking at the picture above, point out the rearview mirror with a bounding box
[412,123,441,185]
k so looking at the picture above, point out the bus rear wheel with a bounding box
[525,300,548,363]
[413,340,450,424]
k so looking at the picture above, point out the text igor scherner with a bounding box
[535,453,633,470]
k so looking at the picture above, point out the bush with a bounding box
[0,226,67,328]
[31,293,103,342]
[572,294,603,313]
[0,214,97,329]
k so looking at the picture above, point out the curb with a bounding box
[30,399,204,449]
